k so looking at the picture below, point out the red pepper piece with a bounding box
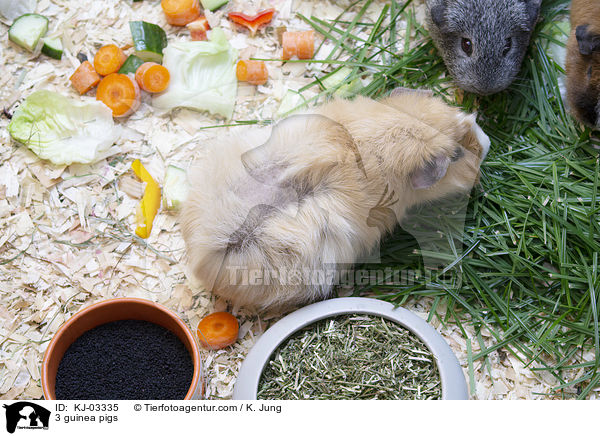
[228,8,275,36]
[187,16,210,41]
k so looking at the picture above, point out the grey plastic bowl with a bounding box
[233,297,468,400]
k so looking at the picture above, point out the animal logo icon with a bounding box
[3,402,50,434]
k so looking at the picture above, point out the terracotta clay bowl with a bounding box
[41,298,203,400]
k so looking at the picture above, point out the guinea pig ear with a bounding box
[429,1,447,29]
[576,25,600,56]
[410,154,451,190]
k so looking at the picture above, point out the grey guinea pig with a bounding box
[181,92,490,313]
[565,0,600,127]
[425,0,542,95]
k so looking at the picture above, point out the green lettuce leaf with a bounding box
[152,28,238,118]
[542,20,570,67]
[8,90,122,165]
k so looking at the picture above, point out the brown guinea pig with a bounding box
[180,91,490,313]
[566,0,600,127]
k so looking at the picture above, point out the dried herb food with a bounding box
[257,315,441,400]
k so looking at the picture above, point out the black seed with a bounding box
[54,320,194,400]
[76,52,88,63]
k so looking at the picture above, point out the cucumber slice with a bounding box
[8,13,49,52]
[129,21,167,63]
[41,37,63,59]
[118,55,145,74]
[276,90,308,118]
[200,0,229,11]
[321,67,362,97]
[163,165,189,210]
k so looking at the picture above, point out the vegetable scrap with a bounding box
[69,61,101,94]
[152,28,238,118]
[282,30,315,60]
[187,16,210,41]
[321,67,363,97]
[163,165,189,210]
[135,62,170,93]
[276,90,308,117]
[129,20,168,63]
[200,0,229,12]
[93,44,127,76]
[41,37,63,60]
[236,60,268,86]
[197,312,239,350]
[7,90,121,165]
[118,54,145,75]
[0,0,36,22]
[8,13,48,52]
[257,315,442,400]
[96,73,141,118]
[227,9,275,37]
[161,0,201,26]
[131,159,161,239]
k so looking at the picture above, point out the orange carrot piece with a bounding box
[196,312,239,350]
[69,61,101,94]
[186,16,210,41]
[93,44,127,76]
[135,62,170,93]
[282,30,315,60]
[236,60,268,86]
[161,0,201,26]
[96,73,141,117]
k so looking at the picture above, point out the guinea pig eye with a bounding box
[502,38,512,57]
[461,38,473,56]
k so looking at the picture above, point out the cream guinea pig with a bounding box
[180,91,490,313]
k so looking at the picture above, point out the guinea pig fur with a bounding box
[566,0,600,127]
[180,93,490,313]
[425,0,541,95]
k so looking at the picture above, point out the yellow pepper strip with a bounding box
[131,159,161,239]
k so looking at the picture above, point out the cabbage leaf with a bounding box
[8,90,122,165]
[152,28,238,118]
[0,0,36,22]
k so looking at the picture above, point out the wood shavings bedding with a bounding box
[0,0,594,401]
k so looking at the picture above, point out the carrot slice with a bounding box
[236,60,268,86]
[69,61,101,94]
[93,44,127,76]
[186,16,210,41]
[161,0,201,26]
[282,30,315,60]
[196,312,239,350]
[96,73,141,117]
[135,62,170,93]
